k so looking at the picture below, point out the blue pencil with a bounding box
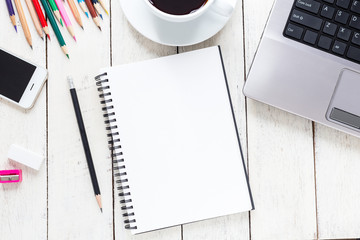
[78,0,89,18]
[91,0,103,20]
[5,0,17,32]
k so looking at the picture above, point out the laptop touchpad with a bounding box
[327,69,360,130]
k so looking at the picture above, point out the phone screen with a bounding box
[0,49,36,102]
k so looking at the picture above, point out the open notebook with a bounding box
[95,46,254,234]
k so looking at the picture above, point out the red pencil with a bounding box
[32,0,50,40]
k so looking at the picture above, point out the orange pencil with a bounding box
[14,0,33,48]
[67,0,83,29]
[25,0,44,39]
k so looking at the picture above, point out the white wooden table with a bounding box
[1,0,360,239]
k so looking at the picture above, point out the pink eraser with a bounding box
[0,169,22,183]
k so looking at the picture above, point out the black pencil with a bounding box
[68,76,102,212]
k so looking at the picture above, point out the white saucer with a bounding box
[120,0,237,46]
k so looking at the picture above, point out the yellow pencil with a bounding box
[97,0,108,15]
[14,0,33,48]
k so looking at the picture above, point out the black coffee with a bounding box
[149,0,208,15]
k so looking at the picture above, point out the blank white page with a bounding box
[102,46,253,234]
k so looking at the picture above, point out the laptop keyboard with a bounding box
[284,0,360,64]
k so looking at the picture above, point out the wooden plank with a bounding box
[179,1,250,239]
[315,125,360,239]
[111,0,181,239]
[0,0,47,239]
[243,0,318,239]
[47,2,113,239]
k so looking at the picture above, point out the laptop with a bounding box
[243,0,360,137]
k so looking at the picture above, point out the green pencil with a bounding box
[47,0,63,26]
[40,0,69,58]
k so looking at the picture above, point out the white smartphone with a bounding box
[0,47,48,109]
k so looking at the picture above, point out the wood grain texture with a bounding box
[47,5,113,239]
[0,0,47,239]
[179,1,250,239]
[3,0,360,238]
[246,101,317,239]
[244,0,318,239]
[315,124,360,239]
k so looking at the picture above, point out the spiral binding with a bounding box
[95,72,137,230]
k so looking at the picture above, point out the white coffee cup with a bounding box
[143,0,235,23]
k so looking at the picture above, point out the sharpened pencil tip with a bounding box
[81,26,84,30]
[60,19,64,26]
[41,36,44,40]
[100,14,103,20]
[74,36,77,42]
[100,208,102,213]
[95,195,102,212]
[14,26,17,32]
[30,45,33,49]
[66,54,69,59]
[47,34,51,40]
[105,10,109,15]
[98,26,101,31]
[85,12,89,18]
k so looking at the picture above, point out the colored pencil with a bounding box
[85,0,101,30]
[25,0,44,39]
[47,0,63,26]
[32,0,50,39]
[97,0,108,15]
[78,0,89,18]
[5,0,17,32]
[39,0,69,58]
[54,0,76,41]
[67,0,83,29]
[91,0,102,20]
[14,0,32,48]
